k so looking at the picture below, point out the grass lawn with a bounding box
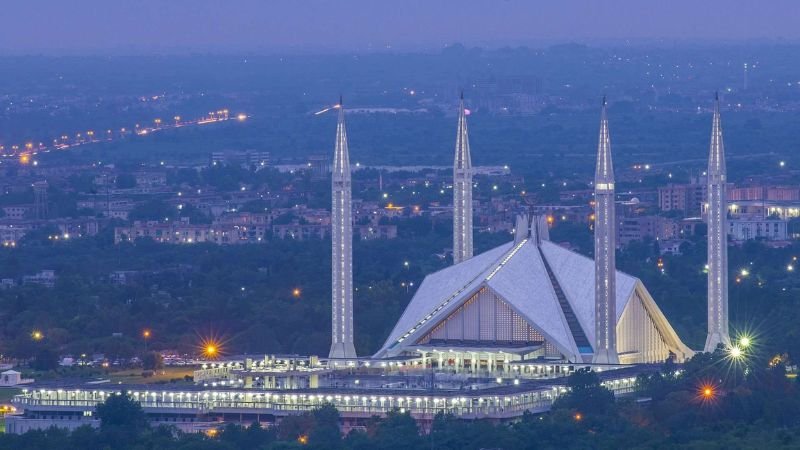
[0,388,20,403]
[108,366,195,385]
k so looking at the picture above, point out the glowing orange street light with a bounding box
[292,288,301,298]
[298,435,309,445]
[573,413,583,421]
[142,329,152,351]
[31,330,44,341]
[698,383,717,404]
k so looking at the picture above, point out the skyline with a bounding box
[1,1,800,54]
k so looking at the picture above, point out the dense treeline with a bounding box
[0,218,506,360]
[3,218,800,363]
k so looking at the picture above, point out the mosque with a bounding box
[7,94,732,433]
[326,95,715,367]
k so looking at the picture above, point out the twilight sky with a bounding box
[1,0,799,54]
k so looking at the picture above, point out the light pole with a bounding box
[143,329,151,352]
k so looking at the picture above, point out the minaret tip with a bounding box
[715,91,719,102]
[460,90,464,100]
[602,95,607,107]
[339,94,343,106]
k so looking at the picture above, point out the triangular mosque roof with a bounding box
[375,236,688,360]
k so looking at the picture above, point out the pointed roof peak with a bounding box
[454,91,471,170]
[333,95,349,177]
[708,93,725,175]
[595,100,613,183]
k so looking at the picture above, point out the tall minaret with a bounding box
[704,93,730,352]
[593,97,619,364]
[329,97,357,359]
[453,92,473,264]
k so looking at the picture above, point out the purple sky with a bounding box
[2,0,799,53]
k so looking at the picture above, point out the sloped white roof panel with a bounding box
[375,237,688,360]
[486,241,578,357]
[377,242,514,353]
[538,240,637,346]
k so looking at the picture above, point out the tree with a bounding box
[129,199,174,221]
[31,347,59,371]
[370,409,424,450]
[116,173,137,189]
[95,392,149,433]
[308,404,342,450]
[552,368,615,415]
[142,351,164,371]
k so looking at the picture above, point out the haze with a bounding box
[2,0,800,54]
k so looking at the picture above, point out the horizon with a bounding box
[2,1,800,55]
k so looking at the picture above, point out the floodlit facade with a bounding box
[375,214,693,365]
[329,99,357,359]
[7,372,643,434]
[705,94,730,352]
[453,93,473,264]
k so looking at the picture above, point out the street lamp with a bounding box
[143,329,151,352]
[739,336,751,349]
[200,337,222,360]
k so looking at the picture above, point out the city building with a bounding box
[0,370,33,387]
[354,224,397,240]
[115,218,267,244]
[22,270,57,288]
[134,171,167,187]
[617,216,679,247]
[272,223,329,240]
[728,218,788,242]
[2,205,32,220]
[658,182,706,215]
[0,219,100,246]
[308,155,331,179]
[728,186,800,202]
[211,150,270,168]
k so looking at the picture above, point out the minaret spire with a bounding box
[453,93,473,264]
[329,97,357,359]
[592,97,619,364]
[704,93,730,352]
